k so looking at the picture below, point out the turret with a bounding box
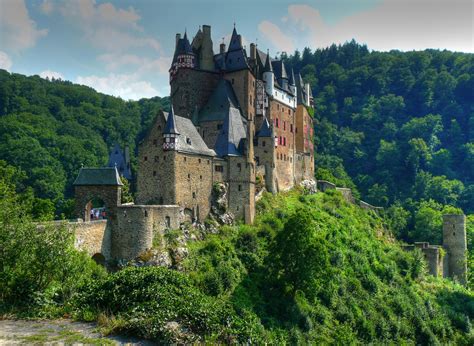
[199,25,214,71]
[163,106,180,150]
[263,51,274,96]
[169,30,196,81]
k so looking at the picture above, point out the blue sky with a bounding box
[0,0,472,100]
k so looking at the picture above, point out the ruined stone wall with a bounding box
[136,113,176,205]
[170,69,220,119]
[113,205,180,261]
[174,152,214,221]
[268,99,295,191]
[443,214,467,285]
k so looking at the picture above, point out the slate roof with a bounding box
[256,117,273,137]
[107,143,132,180]
[197,79,241,122]
[224,27,249,71]
[163,112,216,157]
[172,32,194,63]
[74,167,123,186]
[296,72,308,105]
[164,105,179,134]
[214,106,247,157]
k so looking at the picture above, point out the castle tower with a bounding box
[163,105,180,150]
[443,214,468,285]
[169,31,196,82]
[263,51,274,96]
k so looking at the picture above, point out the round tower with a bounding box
[263,51,274,96]
[443,214,467,285]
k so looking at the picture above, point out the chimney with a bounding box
[220,43,226,54]
[175,33,181,47]
[203,25,211,38]
[250,43,256,60]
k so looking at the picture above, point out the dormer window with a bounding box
[186,137,192,145]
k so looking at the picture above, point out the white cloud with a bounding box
[258,20,294,53]
[76,73,159,100]
[40,70,64,80]
[266,0,473,53]
[98,53,171,75]
[60,0,160,52]
[0,51,13,71]
[0,0,48,52]
[40,0,54,15]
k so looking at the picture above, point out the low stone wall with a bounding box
[336,187,355,204]
[317,180,336,192]
[73,220,111,260]
[113,204,180,261]
[359,200,383,212]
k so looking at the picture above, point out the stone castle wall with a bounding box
[171,69,220,119]
[174,152,214,221]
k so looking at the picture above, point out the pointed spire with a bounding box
[228,25,242,51]
[164,105,179,135]
[289,68,296,86]
[257,116,272,137]
[264,50,273,73]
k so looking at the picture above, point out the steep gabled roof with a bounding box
[108,143,132,180]
[228,27,242,51]
[224,27,249,71]
[74,167,123,186]
[214,107,247,157]
[197,79,241,122]
[163,112,215,157]
[256,117,273,137]
[289,68,296,86]
[264,51,273,73]
[164,105,179,134]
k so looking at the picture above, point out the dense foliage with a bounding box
[71,189,473,343]
[0,161,105,315]
[0,70,169,217]
[282,43,474,244]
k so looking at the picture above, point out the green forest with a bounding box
[0,43,473,343]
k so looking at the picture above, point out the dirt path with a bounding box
[0,319,155,345]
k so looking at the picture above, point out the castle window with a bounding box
[215,165,223,172]
[153,171,157,176]
[256,156,259,165]
[144,210,148,217]
[237,163,241,171]
[153,139,157,146]
[154,156,159,162]
[283,121,286,130]
[165,216,171,228]
[186,137,192,145]
[144,156,148,161]
[200,175,202,180]
[188,173,191,179]
[217,124,223,130]
[290,124,293,133]
[207,160,210,164]
[276,118,279,128]
[198,159,201,163]
[192,192,196,198]
[277,104,280,110]
[184,157,187,162]
[288,109,291,115]
[262,140,266,147]
[238,185,242,191]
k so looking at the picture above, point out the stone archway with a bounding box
[74,185,122,222]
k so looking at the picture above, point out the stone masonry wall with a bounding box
[136,113,176,205]
[73,220,111,260]
[254,135,276,193]
[443,214,468,285]
[199,120,224,150]
[113,205,180,261]
[174,152,214,221]
[171,69,220,119]
[226,156,255,223]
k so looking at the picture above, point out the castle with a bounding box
[72,25,314,262]
[69,25,467,285]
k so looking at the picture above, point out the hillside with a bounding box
[1,167,472,343]
[282,43,474,247]
[0,69,169,218]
